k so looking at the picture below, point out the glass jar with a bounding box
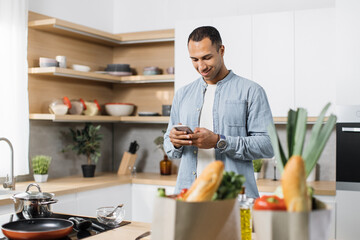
[68,98,86,115]
[83,99,101,116]
[160,155,172,175]
[239,187,252,240]
[48,96,71,115]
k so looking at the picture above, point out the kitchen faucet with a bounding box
[0,137,15,190]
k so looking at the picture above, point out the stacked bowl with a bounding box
[105,64,132,76]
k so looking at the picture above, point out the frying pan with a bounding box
[1,218,73,240]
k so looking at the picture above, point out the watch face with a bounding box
[217,139,227,149]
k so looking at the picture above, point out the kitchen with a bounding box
[0,0,359,239]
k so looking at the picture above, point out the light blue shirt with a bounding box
[164,71,274,198]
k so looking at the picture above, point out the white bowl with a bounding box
[72,64,91,72]
[105,103,134,116]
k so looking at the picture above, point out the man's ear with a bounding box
[219,45,225,56]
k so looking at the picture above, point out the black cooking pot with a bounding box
[11,183,58,219]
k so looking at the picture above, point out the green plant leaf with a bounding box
[267,123,287,173]
[292,108,307,156]
[303,114,336,177]
[287,109,297,158]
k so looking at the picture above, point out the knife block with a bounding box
[117,152,137,175]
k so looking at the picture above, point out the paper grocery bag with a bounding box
[253,199,331,240]
[152,197,240,240]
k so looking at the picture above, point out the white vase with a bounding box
[254,172,260,180]
[34,174,48,183]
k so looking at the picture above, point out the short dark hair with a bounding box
[187,26,222,51]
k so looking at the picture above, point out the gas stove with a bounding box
[0,212,131,240]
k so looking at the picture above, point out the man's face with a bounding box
[188,38,225,83]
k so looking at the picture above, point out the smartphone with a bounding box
[173,124,193,134]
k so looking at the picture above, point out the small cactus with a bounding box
[32,155,52,175]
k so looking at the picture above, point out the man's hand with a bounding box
[190,127,219,149]
[169,123,193,148]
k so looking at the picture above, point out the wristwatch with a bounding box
[216,134,227,150]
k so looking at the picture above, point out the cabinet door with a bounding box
[0,204,13,215]
[77,184,132,219]
[294,8,336,116]
[52,193,77,215]
[175,18,214,92]
[213,15,252,80]
[336,190,360,240]
[132,184,174,223]
[252,11,295,117]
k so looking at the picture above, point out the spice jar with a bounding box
[83,99,101,116]
[68,98,86,115]
[48,96,71,115]
[160,155,172,175]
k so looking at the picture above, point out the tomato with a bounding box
[176,188,188,200]
[253,195,287,211]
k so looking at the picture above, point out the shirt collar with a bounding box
[199,70,234,88]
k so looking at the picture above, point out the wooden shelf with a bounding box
[29,114,327,124]
[29,114,170,123]
[28,18,174,46]
[273,117,329,124]
[28,67,174,84]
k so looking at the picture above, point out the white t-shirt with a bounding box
[196,84,217,177]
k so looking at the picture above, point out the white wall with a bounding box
[29,0,335,34]
[29,0,114,33]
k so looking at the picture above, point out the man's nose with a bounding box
[198,61,207,71]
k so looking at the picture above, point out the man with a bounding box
[163,26,274,198]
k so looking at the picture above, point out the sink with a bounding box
[0,189,18,195]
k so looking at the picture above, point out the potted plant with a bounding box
[63,123,103,178]
[32,155,51,182]
[154,130,171,175]
[253,159,263,180]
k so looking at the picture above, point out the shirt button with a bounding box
[193,151,197,154]
[197,108,200,112]
[192,171,196,175]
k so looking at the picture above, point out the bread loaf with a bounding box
[281,155,309,212]
[184,161,224,202]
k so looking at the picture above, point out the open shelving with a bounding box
[28,67,175,84]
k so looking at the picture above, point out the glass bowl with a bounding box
[96,206,125,227]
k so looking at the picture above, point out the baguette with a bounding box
[183,161,224,202]
[281,155,309,212]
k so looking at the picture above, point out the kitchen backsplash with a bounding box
[15,122,335,182]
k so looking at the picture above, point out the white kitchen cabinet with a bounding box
[52,193,77,215]
[77,184,132,219]
[294,8,336,116]
[132,184,174,223]
[252,11,295,117]
[213,15,252,80]
[336,190,360,240]
[0,204,13,215]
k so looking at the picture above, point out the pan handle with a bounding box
[40,199,58,205]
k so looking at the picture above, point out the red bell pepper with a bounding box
[176,188,188,200]
[253,195,287,211]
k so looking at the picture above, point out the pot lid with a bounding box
[13,183,54,200]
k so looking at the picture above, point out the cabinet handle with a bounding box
[342,127,360,132]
